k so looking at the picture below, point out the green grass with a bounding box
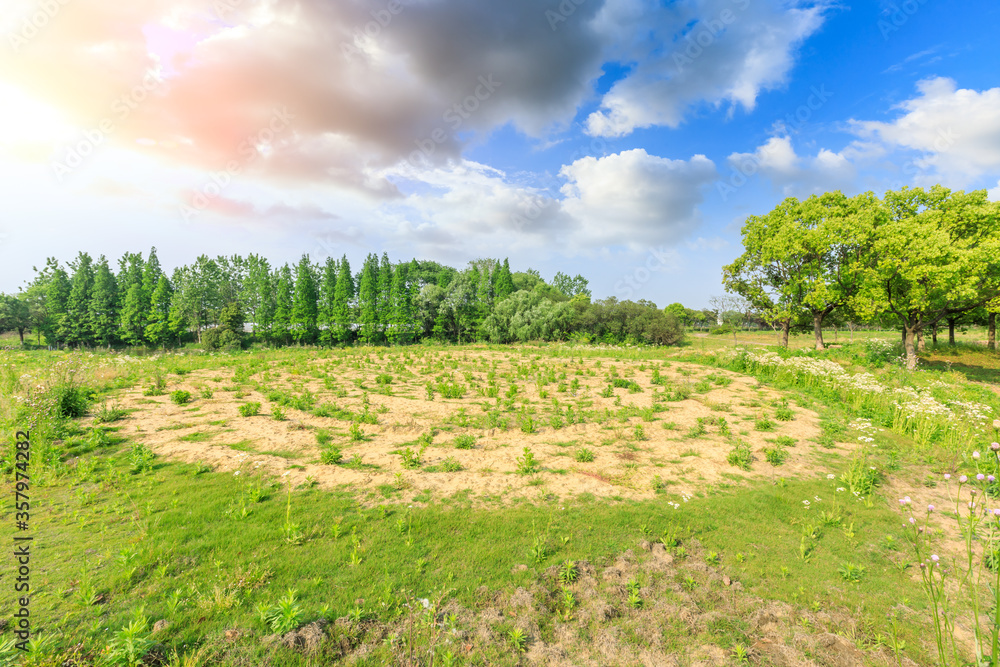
[1,340,997,665]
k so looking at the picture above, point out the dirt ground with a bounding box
[103,350,843,505]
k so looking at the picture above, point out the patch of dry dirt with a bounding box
[104,350,838,505]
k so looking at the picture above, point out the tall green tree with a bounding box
[317,257,338,346]
[723,191,874,349]
[332,255,355,344]
[62,252,95,346]
[272,264,294,345]
[0,294,31,344]
[494,258,515,302]
[388,261,415,344]
[291,255,319,344]
[357,254,380,344]
[377,253,393,342]
[856,186,1000,369]
[89,256,120,347]
[145,275,174,348]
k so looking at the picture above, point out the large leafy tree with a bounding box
[291,255,319,344]
[388,261,415,345]
[723,191,874,349]
[0,294,32,343]
[856,186,1000,369]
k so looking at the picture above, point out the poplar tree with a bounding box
[388,262,413,344]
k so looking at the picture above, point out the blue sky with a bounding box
[1,0,998,308]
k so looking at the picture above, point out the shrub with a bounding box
[709,324,734,336]
[271,406,286,421]
[238,402,261,417]
[53,384,90,418]
[129,444,156,472]
[574,448,595,463]
[170,390,192,406]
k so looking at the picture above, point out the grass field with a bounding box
[2,332,999,666]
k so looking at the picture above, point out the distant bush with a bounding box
[710,324,734,336]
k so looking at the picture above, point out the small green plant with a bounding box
[727,442,754,471]
[94,402,128,423]
[319,448,342,465]
[315,429,332,446]
[633,424,646,441]
[103,613,154,667]
[271,406,286,421]
[754,416,774,432]
[200,387,214,399]
[774,406,794,421]
[170,390,192,405]
[559,560,578,584]
[763,447,787,466]
[349,422,364,442]
[574,448,595,463]
[705,551,721,566]
[238,402,260,417]
[453,434,476,450]
[508,627,527,653]
[128,444,156,472]
[626,578,643,609]
[440,456,462,472]
[838,563,866,583]
[516,447,540,475]
[257,589,304,634]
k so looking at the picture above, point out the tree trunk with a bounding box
[18,329,25,344]
[931,326,937,346]
[905,325,918,370]
[813,313,825,351]
[990,313,997,351]
[902,328,906,347]
[948,318,956,345]
[917,329,924,352]
[781,321,790,348]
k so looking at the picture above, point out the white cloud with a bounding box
[851,77,1000,186]
[559,149,717,248]
[725,136,856,196]
[586,0,829,137]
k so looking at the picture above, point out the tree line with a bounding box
[2,251,685,349]
[723,186,1000,368]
